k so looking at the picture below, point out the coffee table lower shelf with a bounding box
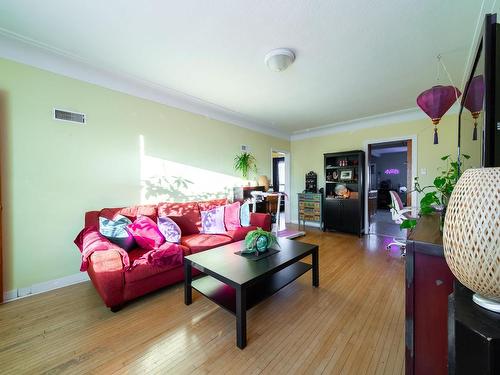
[191,261,312,315]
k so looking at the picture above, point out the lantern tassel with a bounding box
[473,122,478,141]
[434,126,439,144]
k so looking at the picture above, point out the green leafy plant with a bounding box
[400,154,470,230]
[234,152,258,179]
[243,228,279,255]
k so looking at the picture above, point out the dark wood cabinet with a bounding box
[406,214,455,375]
[323,150,365,236]
[448,282,500,375]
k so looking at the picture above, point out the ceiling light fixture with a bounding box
[264,48,295,72]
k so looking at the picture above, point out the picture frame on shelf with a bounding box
[339,169,353,180]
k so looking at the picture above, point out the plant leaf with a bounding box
[400,219,417,229]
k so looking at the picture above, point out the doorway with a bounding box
[366,139,414,237]
[271,150,290,229]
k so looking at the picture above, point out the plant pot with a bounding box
[440,207,447,233]
[256,235,269,253]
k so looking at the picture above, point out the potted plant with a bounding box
[401,154,470,230]
[243,228,279,255]
[234,152,258,180]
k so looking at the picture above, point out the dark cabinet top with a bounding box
[408,213,442,245]
[452,282,500,338]
[407,214,444,257]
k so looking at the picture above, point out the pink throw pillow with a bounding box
[200,206,226,234]
[224,202,241,231]
[127,215,165,250]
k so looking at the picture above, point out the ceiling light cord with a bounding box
[438,55,461,104]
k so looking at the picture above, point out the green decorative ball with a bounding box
[256,235,269,253]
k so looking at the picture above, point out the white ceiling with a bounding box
[0,0,498,136]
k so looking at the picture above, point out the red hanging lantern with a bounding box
[463,75,484,141]
[416,85,461,144]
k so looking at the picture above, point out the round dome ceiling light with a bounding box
[264,48,295,72]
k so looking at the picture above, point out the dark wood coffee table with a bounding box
[184,238,319,349]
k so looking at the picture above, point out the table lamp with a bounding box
[443,167,500,313]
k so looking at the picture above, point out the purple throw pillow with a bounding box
[157,216,182,244]
[201,206,226,234]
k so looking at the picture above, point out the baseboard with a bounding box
[3,272,90,303]
[290,220,321,228]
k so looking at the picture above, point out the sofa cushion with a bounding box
[181,233,232,254]
[224,202,241,231]
[197,198,228,212]
[200,206,226,234]
[225,226,258,242]
[124,244,188,284]
[127,216,165,250]
[99,205,158,222]
[240,201,251,226]
[158,202,200,235]
[157,216,182,244]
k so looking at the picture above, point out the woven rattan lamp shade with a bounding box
[443,167,500,312]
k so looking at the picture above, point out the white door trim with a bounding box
[363,135,418,234]
[271,148,291,223]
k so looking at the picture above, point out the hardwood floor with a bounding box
[0,229,405,374]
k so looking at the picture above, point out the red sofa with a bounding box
[78,199,271,311]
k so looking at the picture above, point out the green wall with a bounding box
[0,58,289,291]
[290,114,472,223]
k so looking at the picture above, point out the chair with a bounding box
[387,190,416,256]
[250,191,283,235]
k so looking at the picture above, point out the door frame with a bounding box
[363,135,417,234]
[270,148,291,223]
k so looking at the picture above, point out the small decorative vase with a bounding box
[256,235,269,253]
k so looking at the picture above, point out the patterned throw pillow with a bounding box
[127,215,166,250]
[240,201,251,227]
[157,216,182,244]
[201,206,226,234]
[99,214,136,251]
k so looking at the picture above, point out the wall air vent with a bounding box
[53,108,86,124]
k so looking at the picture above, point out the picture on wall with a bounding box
[340,170,353,180]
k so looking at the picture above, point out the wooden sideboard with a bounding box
[297,193,322,230]
[405,214,455,375]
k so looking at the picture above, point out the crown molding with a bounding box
[290,104,460,141]
[0,28,290,140]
